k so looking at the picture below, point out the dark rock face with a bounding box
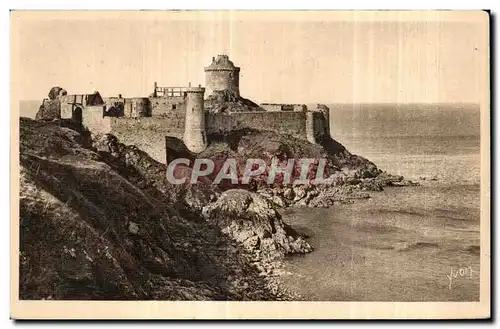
[202,189,313,261]
[35,99,61,121]
[205,90,265,114]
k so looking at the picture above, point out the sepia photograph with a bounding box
[10,10,490,319]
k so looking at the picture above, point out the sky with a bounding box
[12,11,488,104]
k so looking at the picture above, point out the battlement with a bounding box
[204,55,241,72]
[185,86,206,94]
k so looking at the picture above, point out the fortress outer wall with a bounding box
[206,112,308,138]
[106,111,316,163]
[109,117,184,163]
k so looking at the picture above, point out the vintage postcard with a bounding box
[10,10,490,319]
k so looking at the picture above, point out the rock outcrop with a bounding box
[202,189,313,261]
[34,86,68,121]
[205,90,265,114]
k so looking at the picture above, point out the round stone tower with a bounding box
[204,55,240,97]
[183,86,207,153]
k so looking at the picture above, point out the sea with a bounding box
[281,103,482,301]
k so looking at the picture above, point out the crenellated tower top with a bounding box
[204,55,241,72]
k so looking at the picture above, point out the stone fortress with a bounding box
[38,55,331,163]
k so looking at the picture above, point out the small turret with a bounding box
[183,85,207,153]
